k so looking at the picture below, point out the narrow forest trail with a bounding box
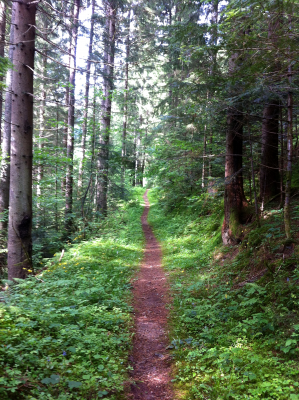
[129,190,173,400]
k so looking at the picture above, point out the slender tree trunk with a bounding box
[61,87,69,195]
[55,105,59,231]
[259,100,280,208]
[207,1,218,193]
[135,128,141,186]
[260,11,281,208]
[97,0,117,215]
[202,125,207,188]
[249,117,260,226]
[279,105,284,208]
[78,0,95,194]
[0,1,6,144]
[7,0,37,280]
[0,9,14,235]
[222,49,247,245]
[222,106,247,244]
[36,53,47,222]
[284,9,293,239]
[284,69,293,239]
[65,0,80,233]
[121,11,131,197]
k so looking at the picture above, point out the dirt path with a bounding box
[129,190,173,400]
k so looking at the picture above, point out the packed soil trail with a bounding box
[129,190,173,400]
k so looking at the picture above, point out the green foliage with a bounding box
[0,192,145,399]
[148,189,299,400]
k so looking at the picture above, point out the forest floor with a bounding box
[2,189,299,400]
[129,190,173,400]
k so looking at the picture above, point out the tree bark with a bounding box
[284,69,292,239]
[259,100,280,207]
[0,8,14,235]
[7,0,37,280]
[78,0,95,194]
[36,52,47,221]
[0,1,6,144]
[259,11,281,208]
[65,0,80,233]
[222,107,247,245]
[96,0,117,215]
[121,10,131,197]
[135,126,141,186]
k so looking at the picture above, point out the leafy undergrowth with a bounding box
[0,189,145,400]
[148,189,299,400]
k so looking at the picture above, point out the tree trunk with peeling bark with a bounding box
[7,0,37,280]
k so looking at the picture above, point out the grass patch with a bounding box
[0,189,145,400]
[148,188,299,400]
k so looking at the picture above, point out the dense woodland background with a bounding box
[0,0,299,279]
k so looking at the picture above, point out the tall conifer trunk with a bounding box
[36,53,47,221]
[78,0,95,193]
[284,64,293,238]
[222,106,247,245]
[259,12,281,207]
[222,46,247,245]
[0,9,14,235]
[65,0,80,233]
[0,1,6,143]
[260,101,280,207]
[7,0,36,280]
[121,10,131,197]
[96,0,117,215]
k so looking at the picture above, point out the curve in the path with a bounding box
[129,190,173,400]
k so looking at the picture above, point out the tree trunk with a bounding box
[222,107,247,245]
[284,70,293,239]
[279,105,284,208]
[7,0,37,280]
[36,52,47,222]
[135,127,141,186]
[0,8,14,235]
[96,0,117,215]
[202,125,207,188]
[259,101,280,207]
[0,1,6,144]
[61,87,69,195]
[207,1,218,193]
[260,11,281,208]
[65,0,80,233]
[78,0,95,194]
[121,11,131,197]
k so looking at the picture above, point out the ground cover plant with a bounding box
[148,189,299,400]
[0,189,145,400]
